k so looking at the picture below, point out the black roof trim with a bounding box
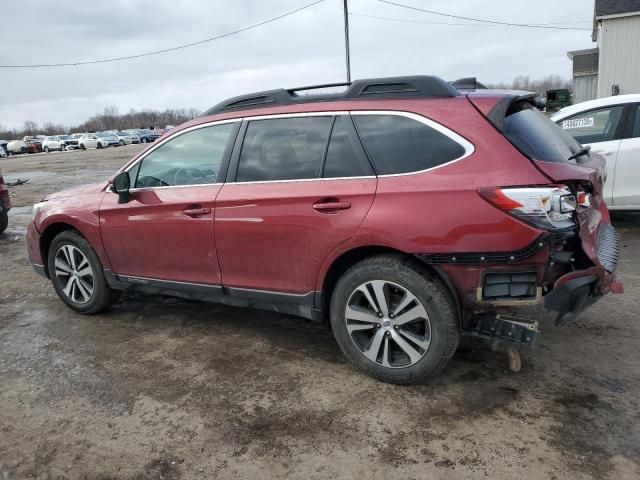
[449,77,488,91]
[202,75,460,116]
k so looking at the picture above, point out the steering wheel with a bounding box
[173,167,207,186]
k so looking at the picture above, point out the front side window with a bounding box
[353,114,466,175]
[135,123,236,188]
[236,116,332,182]
[558,106,624,144]
[633,105,640,138]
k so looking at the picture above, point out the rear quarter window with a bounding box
[504,103,583,163]
[352,114,468,175]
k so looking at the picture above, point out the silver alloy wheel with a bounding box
[54,245,95,304]
[345,280,431,368]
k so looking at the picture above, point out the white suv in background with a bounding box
[42,135,80,152]
[551,94,640,210]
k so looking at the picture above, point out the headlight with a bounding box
[32,201,47,221]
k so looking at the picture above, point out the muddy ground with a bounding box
[1,146,639,480]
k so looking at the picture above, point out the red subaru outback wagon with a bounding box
[27,76,621,383]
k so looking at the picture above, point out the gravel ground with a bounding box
[1,146,639,480]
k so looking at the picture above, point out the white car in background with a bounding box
[78,132,119,150]
[113,130,141,146]
[42,135,80,152]
[551,94,640,210]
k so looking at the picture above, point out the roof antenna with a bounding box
[343,0,351,82]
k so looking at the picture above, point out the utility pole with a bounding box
[343,0,351,82]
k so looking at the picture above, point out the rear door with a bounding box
[100,121,239,285]
[556,105,627,205]
[611,103,640,208]
[215,113,377,295]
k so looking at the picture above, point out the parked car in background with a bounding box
[0,168,10,234]
[124,128,161,143]
[0,140,8,158]
[96,132,120,147]
[114,131,141,146]
[78,132,119,149]
[42,135,80,152]
[6,140,27,155]
[23,137,43,153]
[26,75,622,384]
[551,94,640,210]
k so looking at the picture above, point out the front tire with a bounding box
[330,255,459,384]
[47,230,120,314]
[80,143,86,150]
[141,137,148,143]
[119,140,125,146]
[44,146,50,153]
[97,142,103,149]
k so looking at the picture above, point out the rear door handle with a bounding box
[183,207,211,217]
[595,150,614,156]
[312,200,351,212]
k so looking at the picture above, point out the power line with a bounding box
[351,12,592,28]
[377,0,592,31]
[0,0,324,69]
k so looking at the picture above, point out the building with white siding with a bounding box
[568,0,640,101]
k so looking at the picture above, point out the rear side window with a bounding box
[237,117,332,182]
[353,114,466,175]
[322,116,371,178]
[558,106,624,144]
[504,103,584,163]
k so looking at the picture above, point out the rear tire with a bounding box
[329,254,459,384]
[47,230,120,314]
[0,210,8,234]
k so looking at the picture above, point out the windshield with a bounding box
[59,135,71,140]
[117,131,129,135]
[138,129,152,134]
[96,133,110,138]
[503,102,585,163]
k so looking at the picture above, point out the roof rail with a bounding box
[202,75,460,116]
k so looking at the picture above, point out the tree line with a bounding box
[486,75,572,96]
[0,106,201,140]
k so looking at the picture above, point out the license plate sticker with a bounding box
[562,117,594,129]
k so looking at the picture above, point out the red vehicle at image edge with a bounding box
[26,76,623,384]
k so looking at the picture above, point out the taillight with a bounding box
[479,185,576,231]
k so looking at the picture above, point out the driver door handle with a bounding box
[183,206,211,217]
[312,200,351,212]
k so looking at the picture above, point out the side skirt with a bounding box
[104,270,322,321]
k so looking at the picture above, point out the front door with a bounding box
[100,121,239,285]
[611,104,640,208]
[215,114,377,294]
[557,104,627,205]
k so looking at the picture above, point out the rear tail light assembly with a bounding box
[479,185,577,231]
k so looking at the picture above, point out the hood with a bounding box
[43,181,107,201]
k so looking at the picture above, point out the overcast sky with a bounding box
[0,0,596,130]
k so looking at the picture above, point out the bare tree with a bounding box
[23,121,39,137]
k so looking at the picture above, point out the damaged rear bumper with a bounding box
[543,223,622,324]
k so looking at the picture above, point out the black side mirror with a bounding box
[113,171,131,204]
